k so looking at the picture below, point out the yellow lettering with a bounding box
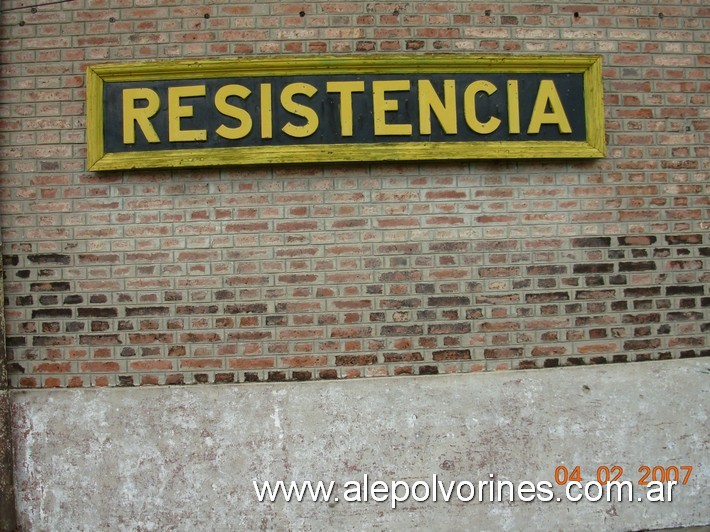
[418,80,457,135]
[122,88,160,144]
[280,82,319,138]
[168,85,207,142]
[215,84,253,140]
[463,80,501,135]
[372,80,412,136]
[507,80,520,134]
[326,81,365,137]
[260,83,273,139]
[527,79,572,134]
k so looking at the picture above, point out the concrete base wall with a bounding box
[11,359,709,530]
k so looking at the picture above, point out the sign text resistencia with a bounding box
[110,74,584,151]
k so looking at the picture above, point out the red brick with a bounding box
[129,360,174,372]
[80,361,121,372]
[180,359,223,370]
[32,362,71,373]
[228,358,275,370]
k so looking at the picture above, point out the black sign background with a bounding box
[103,73,586,154]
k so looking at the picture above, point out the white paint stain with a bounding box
[407,414,417,428]
[271,392,285,440]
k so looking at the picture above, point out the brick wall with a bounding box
[0,0,707,388]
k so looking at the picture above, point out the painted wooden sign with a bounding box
[86,55,605,170]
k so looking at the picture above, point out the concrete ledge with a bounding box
[11,359,709,530]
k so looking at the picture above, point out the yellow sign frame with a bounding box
[86,55,605,171]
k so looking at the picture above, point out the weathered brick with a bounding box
[619,261,657,272]
[618,236,657,246]
[572,237,611,248]
[27,254,71,265]
[484,348,523,359]
[381,325,424,336]
[666,234,702,245]
[335,354,378,366]
[433,349,471,361]
[666,286,704,296]
[32,308,72,319]
[331,326,372,338]
[225,303,268,314]
[1,0,707,390]
[79,335,122,346]
[428,323,471,335]
[30,282,70,292]
[573,263,614,274]
[383,352,424,363]
[126,307,170,317]
[624,339,661,351]
[78,308,118,318]
[32,362,72,373]
[428,296,470,307]
[526,292,569,303]
[33,336,73,346]
[575,290,616,300]
[527,265,567,276]
[80,361,121,372]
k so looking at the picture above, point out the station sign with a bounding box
[86,55,605,170]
